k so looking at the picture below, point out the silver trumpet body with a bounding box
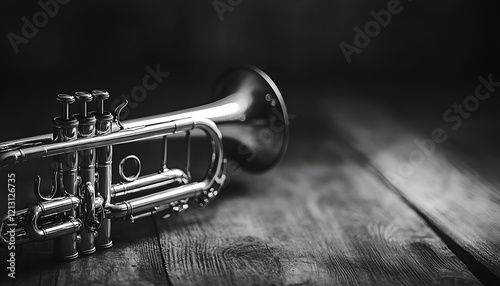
[0,66,289,260]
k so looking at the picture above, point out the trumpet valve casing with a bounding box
[75,91,97,255]
[52,94,79,261]
[92,90,114,249]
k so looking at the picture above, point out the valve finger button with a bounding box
[75,91,92,117]
[91,90,110,115]
[75,91,92,101]
[56,94,75,120]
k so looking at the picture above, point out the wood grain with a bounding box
[155,136,480,285]
[324,94,500,282]
[0,216,169,286]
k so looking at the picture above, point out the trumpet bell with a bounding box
[211,66,290,172]
[128,66,290,173]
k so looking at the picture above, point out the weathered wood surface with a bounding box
[154,131,479,285]
[0,216,168,286]
[325,91,500,282]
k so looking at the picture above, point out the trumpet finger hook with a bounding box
[113,100,128,130]
[34,173,57,201]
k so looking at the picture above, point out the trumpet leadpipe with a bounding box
[0,119,183,168]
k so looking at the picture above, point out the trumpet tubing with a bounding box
[0,66,289,260]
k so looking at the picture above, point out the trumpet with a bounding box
[0,66,289,260]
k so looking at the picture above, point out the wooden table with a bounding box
[1,84,500,285]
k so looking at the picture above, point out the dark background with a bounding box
[0,0,499,210]
[1,0,498,102]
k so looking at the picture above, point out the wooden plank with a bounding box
[0,216,169,286]
[155,135,480,285]
[325,93,500,282]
